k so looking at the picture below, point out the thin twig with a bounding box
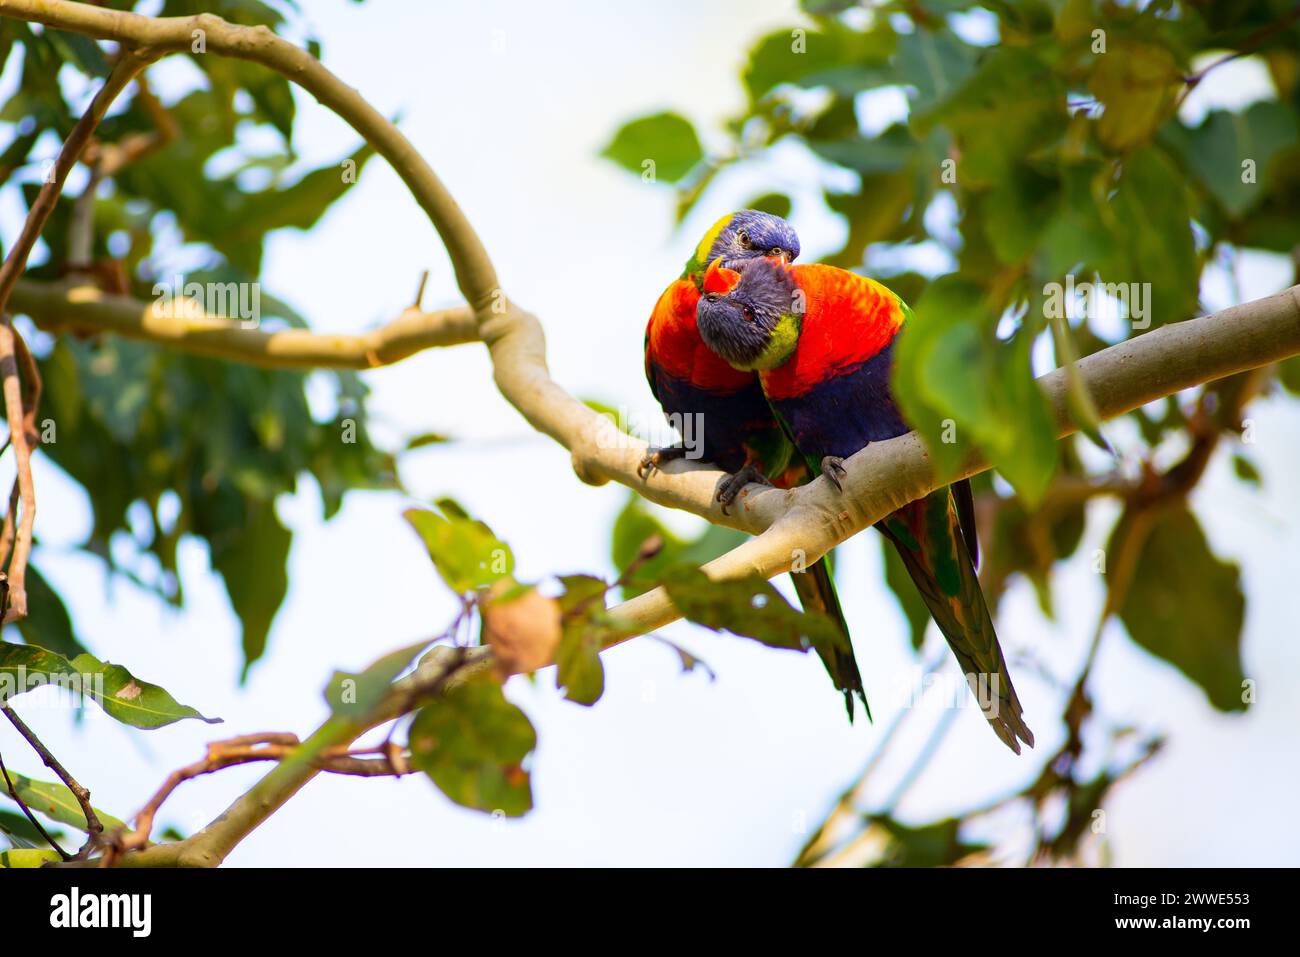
[0,704,101,840]
[0,50,152,316]
[102,712,438,866]
[412,269,429,310]
[69,71,176,273]
[0,479,19,571]
[0,750,70,860]
[11,322,40,447]
[1175,3,1300,110]
[0,319,35,623]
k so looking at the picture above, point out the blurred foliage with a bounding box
[409,671,536,818]
[603,0,1300,863]
[610,492,747,599]
[0,0,395,677]
[404,499,515,595]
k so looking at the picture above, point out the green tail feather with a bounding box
[877,490,1034,754]
[791,556,869,722]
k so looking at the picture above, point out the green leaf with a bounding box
[1162,101,1299,218]
[862,815,988,868]
[244,68,297,143]
[892,277,1058,504]
[404,500,514,595]
[0,808,57,848]
[744,23,895,101]
[324,641,429,719]
[0,642,219,729]
[600,112,703,184]
[659,566,838,652]
[408,672,535,817]
[610,494,747,600]
[0,642,79,702]
[224,143,374,249]
[0,125,39,186]
[1278,355,1300,395]
[1231,454,1261,486]
[0,848,62,868]
[166,0,294,139]
[405,431,452,450]
[73,653,222,729]
[1113,506,1247,712]
[45,29,110,78]
[896,28,976,114]
[1089,40,1182,152]
[822,172,917,268]
[210,498,291,677]
[808,124,916,176]
[927,47,1068,236]
[1043,149,1199,328]
[1049,310,1108,451]
[0,770,124,833]
[553,574,609,706]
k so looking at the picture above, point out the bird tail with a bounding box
[791,555,869,722]
[877,491,1034,754]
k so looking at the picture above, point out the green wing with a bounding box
[877,490,1033,753]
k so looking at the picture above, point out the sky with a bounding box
[1,0,1298,867]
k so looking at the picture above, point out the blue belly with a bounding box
[650,372,778,473]
[769,344,908,462]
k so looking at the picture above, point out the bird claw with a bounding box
[638,446,687,480]
[821,456,848,492]
[716,464,772,515]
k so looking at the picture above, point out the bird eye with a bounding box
[741,306,755,322]
[769,247,785,258]
[737,230,752,248]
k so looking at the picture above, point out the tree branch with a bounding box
[12,279,480,368]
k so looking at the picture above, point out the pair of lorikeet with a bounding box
[642,210,1034,754]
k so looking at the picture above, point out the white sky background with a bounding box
[2,0,1298,866]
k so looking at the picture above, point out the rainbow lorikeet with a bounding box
[641,211,867,719]
[696,258,1034,753]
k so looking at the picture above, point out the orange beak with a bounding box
[702,257,742,295]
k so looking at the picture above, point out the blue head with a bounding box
[687,210,801,278]
[708,210,801,270]
[697,258,800,371]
